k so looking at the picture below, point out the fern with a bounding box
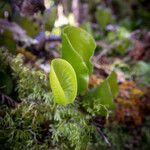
[0,53,97,150]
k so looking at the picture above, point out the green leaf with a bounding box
[44,6,57,31]
[107,71,119,99]
[62,26,96,94]
[49,59,77,106]
[80,22,93,35]
[0,30,16,53]
[84,72,118,116]
[92,71,118,107]
[96,7,112,30]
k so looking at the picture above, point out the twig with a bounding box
[97,127,111,147]
[92,120,111,147]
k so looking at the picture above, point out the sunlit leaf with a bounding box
[62,26,96,94]
[96,7,112,30]
[80,22,93,35]
[49,58,77,106]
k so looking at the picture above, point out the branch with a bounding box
[92,119,111,147]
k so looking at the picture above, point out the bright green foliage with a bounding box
[49,58,77,106]
[62,26,96,94]
[96,7,112,30]
[0,26,119,149]
[52,105,92,150]
[82,72,118,116]
[11,54,52,103]
[62,26,96,74]
[44,6,57,31]
[0,53,94,150]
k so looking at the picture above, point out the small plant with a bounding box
[49,26,118,117]
[82,71,118,116]
[0,26,119,150]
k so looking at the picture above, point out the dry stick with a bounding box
[92,121,111,147]
[97,127,111,147]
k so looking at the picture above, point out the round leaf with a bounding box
[49,59,77,106]
[62,26,96,94]
[63,26,96,74]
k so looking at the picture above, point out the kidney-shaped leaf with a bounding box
[62,26,96,94]
[49,59,77,106]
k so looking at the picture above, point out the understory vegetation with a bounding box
[0,0,150,150]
